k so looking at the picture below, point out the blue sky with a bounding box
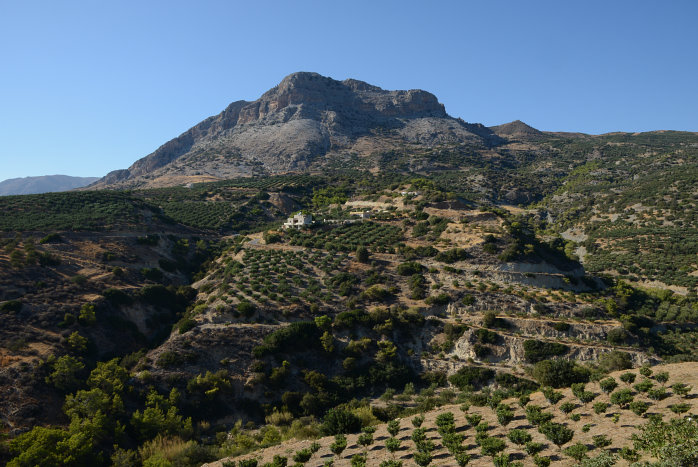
[1,0,697,180]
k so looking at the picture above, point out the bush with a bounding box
[508,429,532,446]
[253,321,319,357]
[592,434,612,448]
[655,371,669,385]
[525,405,554,426]
[670,403,691,414]
[523,340,569,363]
[330,434,347,456]
[425,293,450,306]
[237,301,256,317]
[496,404,514,426]
[610,388,634,408]
[482,311,498,328]
[397,261,423,276]
[539,422,574,448]
[606,328,629,345]
[542,387,564,405]
[102,288,133,305]
[632,417,698,465]
[141,267,164,282]
[448,366,495,390]
[620,372,637,385]
[525,441,544,456]
[78,303,96,325]
[362,285,393,302]
[599,377,618,394]
[531,359,590,388]
[434,248,468,263]
[479,437,506,457]
[322,408,361,435]
[356,246,370,263]
[598,350,633,372]
[292,449,312,463]
[593,402,609,414]
[672,382,692,397]
[564,442,588,462]
[560,401,576,415]
[0,300,22,313]
[45,355,85,392]
[178,318,197,334]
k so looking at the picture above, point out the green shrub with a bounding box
[620,372,636,385]
[632,417,698,465]
[539,422,574,448]
[396,261,423,276]
[425,293,450,306]
[322,408,361,435]
[356,246,370,263]
[448,366,495,390]
[253,321,319,357]
[102,288,133,305]
[599,377,619,394]
[434,248,468,263]
[178,318,197,334]
[564,442,588,462]
[507,429,532,446]
[523,340,569,363]
[45,355,84,392]
[593,402,609,414]
[525,441,544,456]
[237,301,256,317]
[480,436,506,457]
[592,434,612,448]
[532,359,590,388]
[610,388,634,408]
[292,448,312,463]
[330,434,347,457]
[0,300,23,313]
[525,405,553,426]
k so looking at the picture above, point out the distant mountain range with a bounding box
[0,175,99,196]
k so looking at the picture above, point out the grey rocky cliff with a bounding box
[93,72,498,188]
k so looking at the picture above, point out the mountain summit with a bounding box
[93,72,501,188]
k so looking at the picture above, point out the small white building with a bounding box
[350,210,371,220]
[283,212,313,229]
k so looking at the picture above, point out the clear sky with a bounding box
[1,0,697,180]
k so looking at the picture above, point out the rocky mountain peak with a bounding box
[91,72,492,189]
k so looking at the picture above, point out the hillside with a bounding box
[209,362,698,466]
[86,72,698,292]
[3,171,698,467]
[2,73,698,466]
[89,72,500,189]
[0,175,99,195]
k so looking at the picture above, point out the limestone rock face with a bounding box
[93,72,498,188]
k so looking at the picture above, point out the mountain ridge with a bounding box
[90,72,499,189]
[0,174,99,196]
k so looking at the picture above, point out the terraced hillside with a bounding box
[3,171,698,466]
[208,362,698,466]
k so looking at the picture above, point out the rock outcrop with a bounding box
[91,72,501,188]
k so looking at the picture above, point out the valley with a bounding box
[1,73,698,466]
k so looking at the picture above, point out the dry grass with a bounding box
[206,362,698,467]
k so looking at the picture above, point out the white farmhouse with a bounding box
[283,212,313,229]
[350,210,371,220]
